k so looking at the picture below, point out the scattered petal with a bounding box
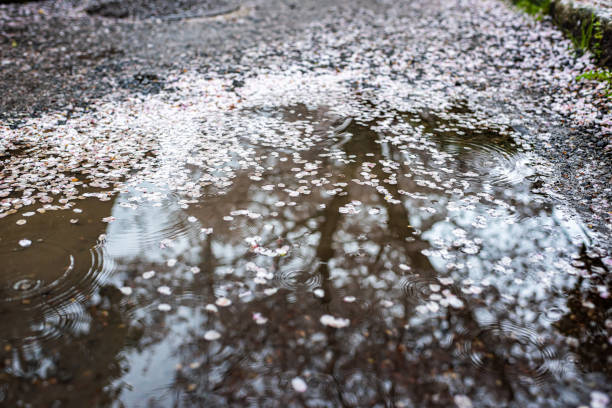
[454,395,473,408]
[18,239,31,248]
[320,314,350,328]
[216,297,232,307]
[204,330,221,341]
[591,391,610,408]
[158,303,172,312]
[291,377,308,393]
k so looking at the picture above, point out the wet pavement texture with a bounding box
[82,0,239,19]
[1,0,612,407]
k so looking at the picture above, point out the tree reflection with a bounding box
[0,195,143,407]
[141,106,598,406]
[1,105,609,407]
[555,245,611,376]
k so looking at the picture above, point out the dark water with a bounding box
[1,104,610,407]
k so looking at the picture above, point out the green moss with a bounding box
[515,0,551,18]
[513,1,606,65]
[576,69,612,97]
[576,69,612,82]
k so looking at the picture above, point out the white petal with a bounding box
[216,297,232,307]
[204,330,221,341]
[18,239,31,248]
[291,377,307,393]
[158,303,172,312]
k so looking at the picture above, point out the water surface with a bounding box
[1,102,610,407]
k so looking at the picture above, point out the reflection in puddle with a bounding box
[0,102,610,407]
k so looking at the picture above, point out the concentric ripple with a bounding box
[0,240,115,346]
[274,269,322,291]
[410,107,532,186]
[399,275,441,303]
[455,322,560,384]
[1,241,74,303]
[461,146,535,186]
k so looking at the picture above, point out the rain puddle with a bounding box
[1,99,611,407]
